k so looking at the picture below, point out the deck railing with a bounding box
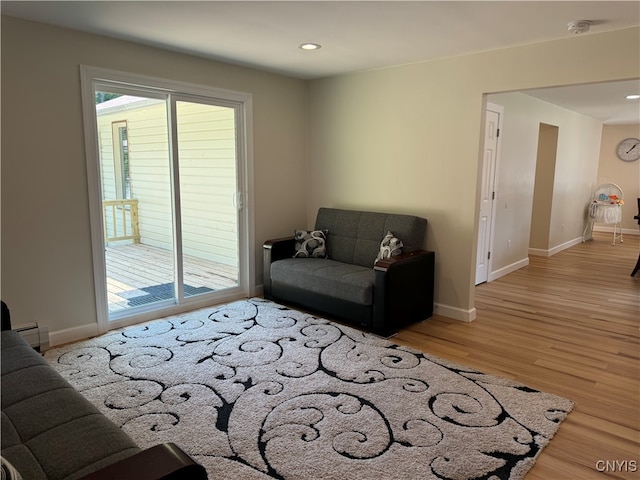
[103,199,140,243]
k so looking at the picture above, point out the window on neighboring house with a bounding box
[112,121,131,199]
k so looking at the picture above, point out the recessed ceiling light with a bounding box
[625,94,640,100]
[299,43,321,51]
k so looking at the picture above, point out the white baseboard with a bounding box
[49,323,99,347]
[49,289,478,344]
[50,291,256,347]
[593,226,639,235]
[529,236,583,257]
[489,257,529,280]
[434,303,476,322]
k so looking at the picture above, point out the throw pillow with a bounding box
[293,229,328,258]
[1,457,23,480]
[375,231,403,264]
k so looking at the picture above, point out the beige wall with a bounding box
[597,124,640,232]
[1,16,308,333]
[309,27,638,319]
[2,15,639,335]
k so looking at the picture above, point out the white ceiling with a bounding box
[3,1,640,124]
[524,80,640,125]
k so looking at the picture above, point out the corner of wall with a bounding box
[434,303,477,322]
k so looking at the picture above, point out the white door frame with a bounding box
[80,65,255,333]
[475,102,503,285]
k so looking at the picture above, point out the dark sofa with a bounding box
[263,207,435,336]
[1,303,207,480]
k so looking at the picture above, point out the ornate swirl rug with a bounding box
[45,298,573,479]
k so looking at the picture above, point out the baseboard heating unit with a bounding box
[14,323,50,352]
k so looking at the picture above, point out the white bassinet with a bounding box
[582,183,624,245]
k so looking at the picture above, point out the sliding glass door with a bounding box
[175,100,240,299]
[98,91,176,315]
[82,67,253,330]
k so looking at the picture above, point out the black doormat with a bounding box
[121,283,214,307]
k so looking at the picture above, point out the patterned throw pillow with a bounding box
[1,456,23,480]
[375,231,403,264]
[293,230,328,258]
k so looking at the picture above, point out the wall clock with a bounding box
[616,137,640,162]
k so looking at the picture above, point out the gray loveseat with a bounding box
[263,207,435,336]
[1,304,207,480]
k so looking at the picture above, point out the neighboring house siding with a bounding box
[126,103,172,251]
[177,101,238,266]
[97,97,238,268]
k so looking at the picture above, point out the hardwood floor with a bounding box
[393,232,640,479]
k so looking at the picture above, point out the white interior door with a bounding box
[476,104,502,285]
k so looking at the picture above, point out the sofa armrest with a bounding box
[373,250,435,336]
[79,443,207,480]
[264,237,296,260]
[263,237,295,298]
[373,249,431,272]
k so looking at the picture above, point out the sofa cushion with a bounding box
[0,338,49,376]
[270,258,375,305]
[23,414,139,480]
[315,208,426,268]
[1,331,140,480]
[1,365,71,410]
[3,387,104,443]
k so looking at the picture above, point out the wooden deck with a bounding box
[106,243,238,313]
